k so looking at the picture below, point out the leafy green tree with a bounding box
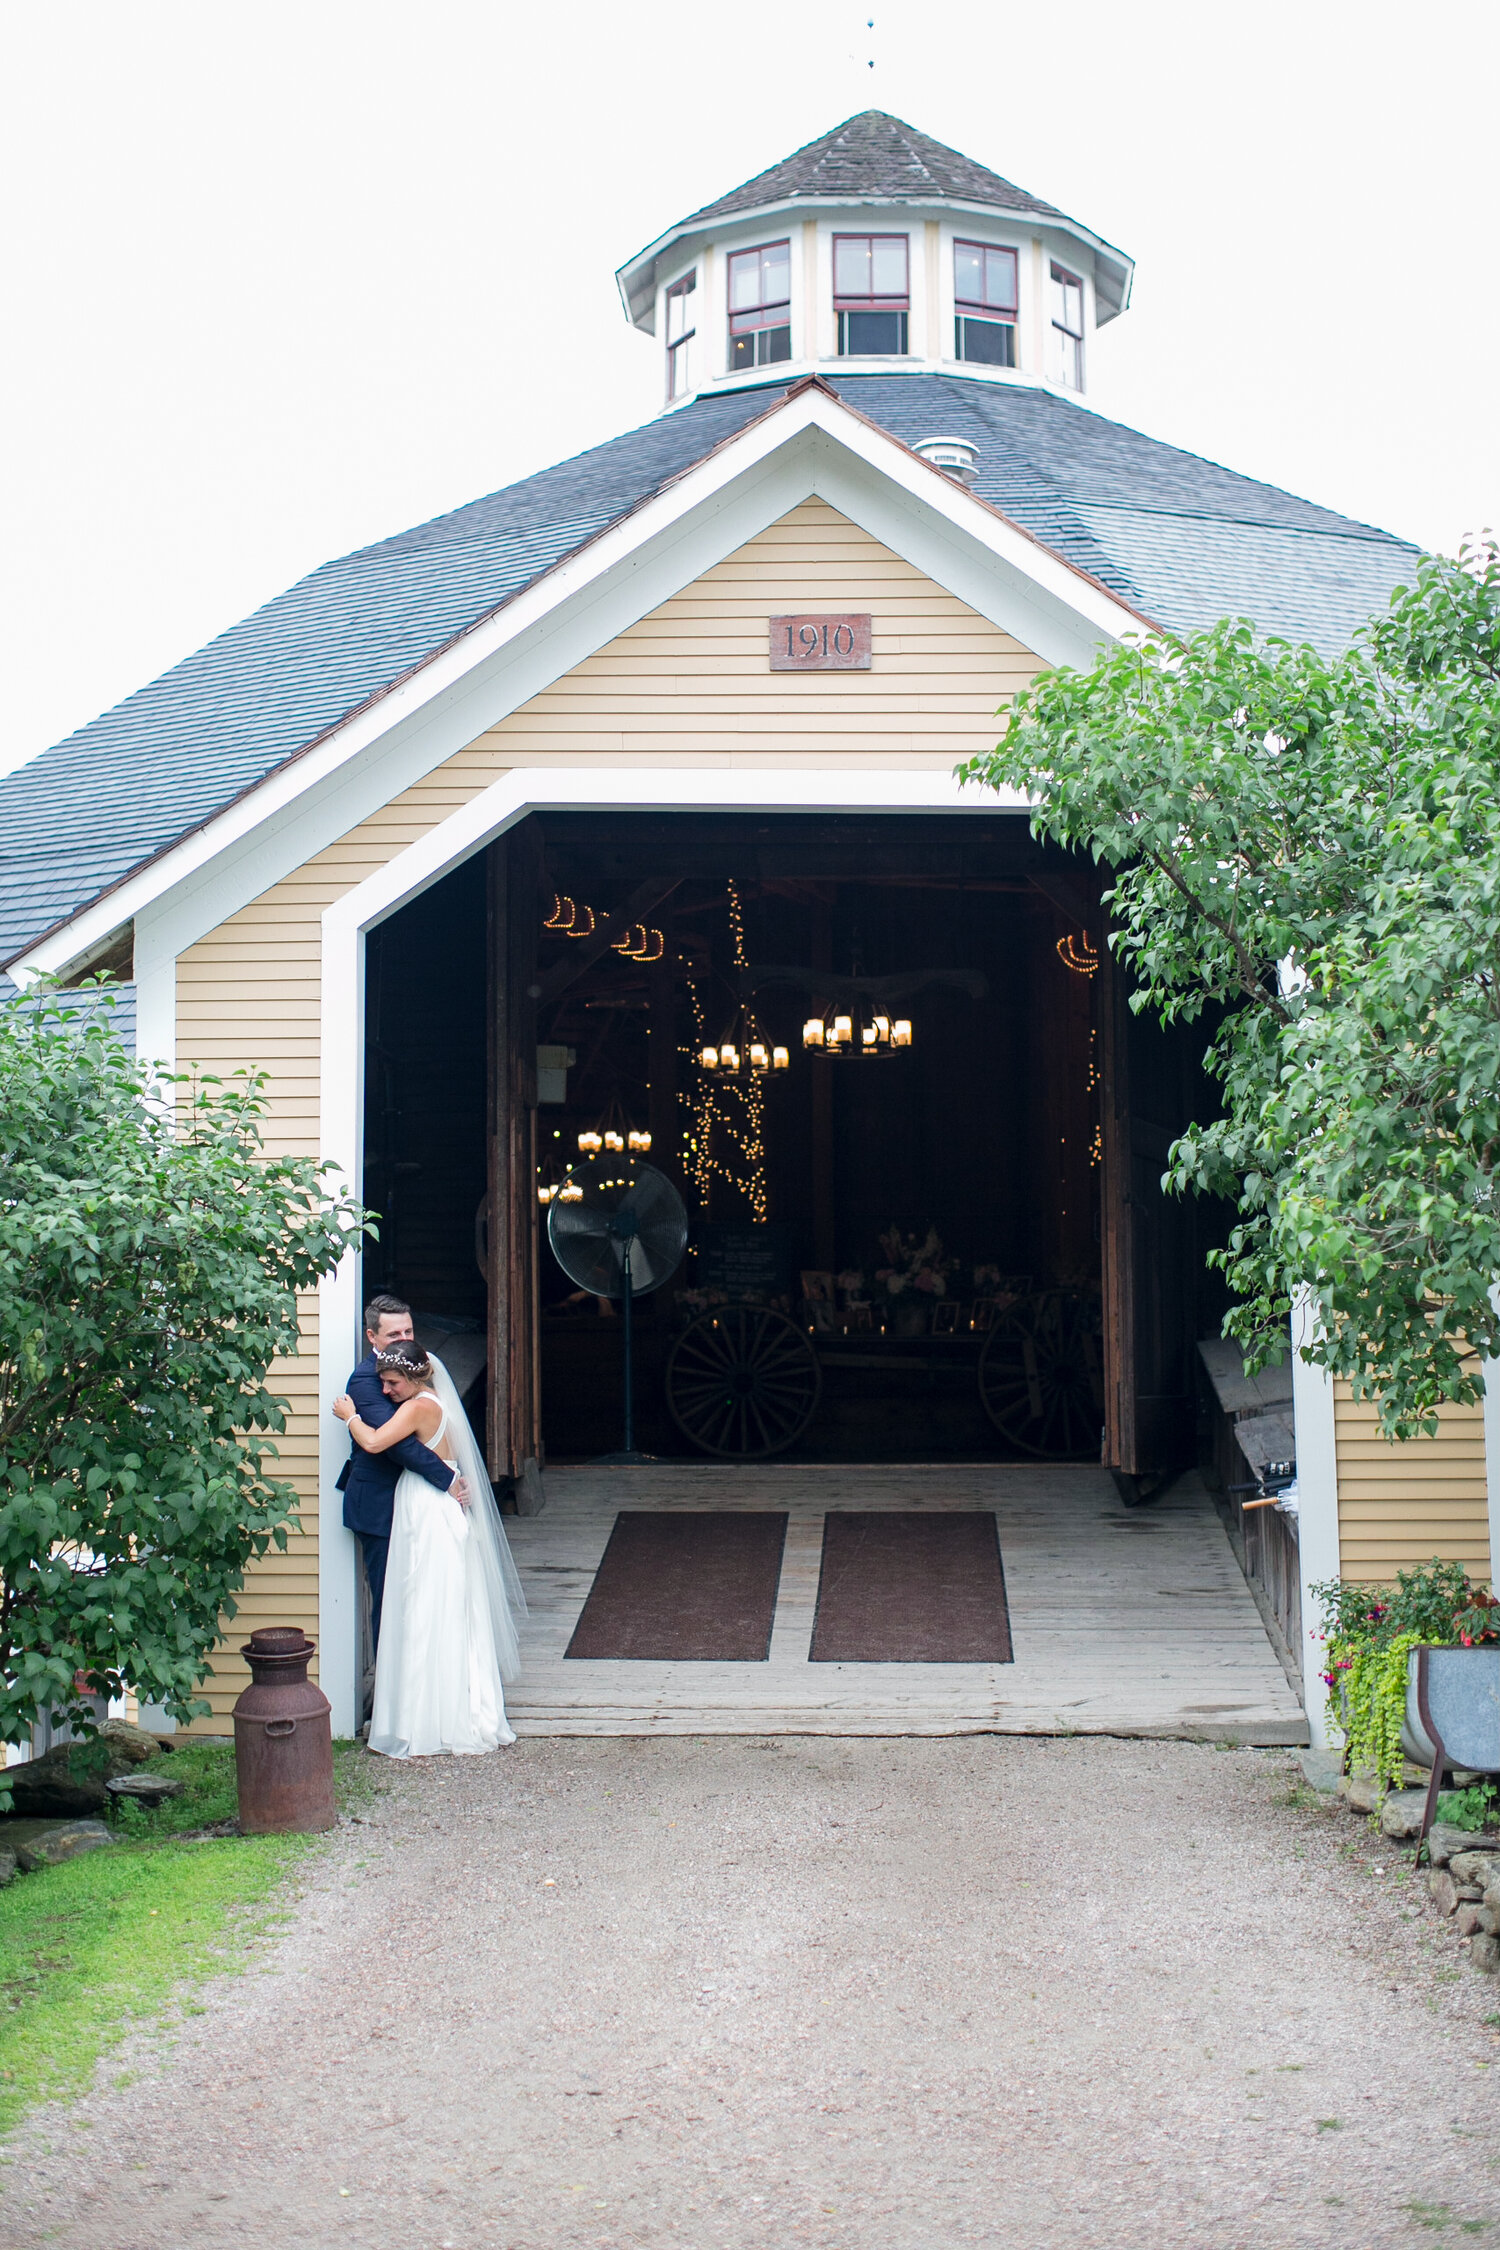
[0,989,366,1753]
[960,541,1500,1440]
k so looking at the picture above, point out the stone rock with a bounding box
[1341,1769,1382,1815]
[1448,1846,1500,1885]
[100,1718,172,1763]
[5,1747,109,1818]
[1428,1824,1497,1867]
[1471,1934,1500,1974]
[1476,1908,1500,1937]
[1379,1789,1429,1840]
[1296,1749,1343,1794]
[0,1849,15,1887]
[1457,1904,1486,1937]
[1457,1884,1485,1903]
[1,1818,116,1871]
[105,1772,184,1805]
[1427,1869,1459,1915]
[1483,1880,1500,1913]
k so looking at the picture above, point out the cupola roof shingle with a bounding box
[676,109,1067,230]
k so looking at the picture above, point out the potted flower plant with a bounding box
[1313,1560,1500,1797]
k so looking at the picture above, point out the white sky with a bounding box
[2,0,1496,777]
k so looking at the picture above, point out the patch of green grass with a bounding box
[0,1740,379,2136]
[1315,2117,1343,2132]
[103,1738,241,1839]
[1402,2203,1492,2235]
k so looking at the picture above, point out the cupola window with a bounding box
[833,234,909,356]
[665,272,697,400]
[727,241,792,371]
[954,241,1018,368]
[1048,263,1084,390]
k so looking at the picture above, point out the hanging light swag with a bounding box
[1056,932,1098,977]
[802,999,912,1057]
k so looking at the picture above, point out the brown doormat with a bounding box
[809,1511,1013,1663]
[565,1512,789,1661]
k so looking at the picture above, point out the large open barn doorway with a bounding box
[361,811,1228,1493]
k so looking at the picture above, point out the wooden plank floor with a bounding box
[501,1464,1308,1743]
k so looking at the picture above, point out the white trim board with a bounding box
[315,763,1029,1735]
[1290,1289,1340,1750]
[14,386,1147,988]
[1483,1357,1500,1592]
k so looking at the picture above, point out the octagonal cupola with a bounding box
[617,110,1133,412]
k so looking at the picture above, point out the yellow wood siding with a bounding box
[478,498,1039,767]
[172,498,1043,1725]
[1334,1386,1492,1586]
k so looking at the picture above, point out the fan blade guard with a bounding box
[547,1163,688,1299]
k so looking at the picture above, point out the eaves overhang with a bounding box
[9,376,1156,984]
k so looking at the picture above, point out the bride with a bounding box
[333,1342,527,1757]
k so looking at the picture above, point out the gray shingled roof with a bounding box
[676,110,1067,231]
[0,977,136,1053]
[0,372,1419,970]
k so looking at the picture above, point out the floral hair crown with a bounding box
[374,1343,433,1378]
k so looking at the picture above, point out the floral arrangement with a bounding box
[874,1225,958,1300]
[1312,1559,1499,1794]
[973,1262,1005,1292]
[836,1268,868,1301]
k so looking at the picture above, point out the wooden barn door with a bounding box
[1099,931,1203,1485]
[486,822,545,1510]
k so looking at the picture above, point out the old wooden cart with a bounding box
[663,1287,1105,1461]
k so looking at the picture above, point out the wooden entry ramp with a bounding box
[502,1465,1308,1742]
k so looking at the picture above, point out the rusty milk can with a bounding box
[232,1626,336,1833]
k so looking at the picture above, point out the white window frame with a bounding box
[1049,262,1085,391]
[665,270,697,401]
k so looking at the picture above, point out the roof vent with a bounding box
[912,435,979,486]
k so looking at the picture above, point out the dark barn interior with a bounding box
[362,812,1228,1477]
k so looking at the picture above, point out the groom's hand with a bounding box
[449,1473,472,1510]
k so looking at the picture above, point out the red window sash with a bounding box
[729,304,791,335]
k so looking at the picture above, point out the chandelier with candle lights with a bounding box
[697,1012,790,1078]
[802,998,912,1058]
[536,1148,584,1206]
[576,1095,651,1160]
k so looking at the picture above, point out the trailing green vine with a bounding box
[1325,1629,1422,1790]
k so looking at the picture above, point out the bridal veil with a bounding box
[428,1353,528,1682]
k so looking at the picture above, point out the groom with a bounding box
[338,1292,468,1648]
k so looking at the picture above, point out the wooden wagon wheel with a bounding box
[977,1289,1104,1459]
[665,1305,823,1460]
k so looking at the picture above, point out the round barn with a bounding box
[6,113,1486,1748]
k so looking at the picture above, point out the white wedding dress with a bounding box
[368,1360,527,1759]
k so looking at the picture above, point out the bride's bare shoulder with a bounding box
[410,1392,444,1435]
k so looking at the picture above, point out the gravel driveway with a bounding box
[3,1737,1498,2249]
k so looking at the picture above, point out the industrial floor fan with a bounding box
[547,1162,689,1463]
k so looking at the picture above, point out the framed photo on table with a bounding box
[800,1270,835,1304]
[931,1300,963,1335]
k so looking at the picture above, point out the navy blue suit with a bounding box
[338,1352,454,1647]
